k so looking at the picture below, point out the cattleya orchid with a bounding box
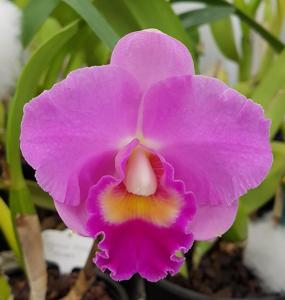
[20,30,272,281]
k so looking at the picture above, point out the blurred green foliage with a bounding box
[0,275,11,300]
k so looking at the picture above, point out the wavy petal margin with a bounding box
[87,140,196,281]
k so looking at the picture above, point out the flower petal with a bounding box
[54,200,88,235]
[55,150,116,235]
[88,219,193,281]
[189,200,238,240]
[87,140,196,281]
[20,65,141,205]
[110,29,194,92]
[142,75,272,240]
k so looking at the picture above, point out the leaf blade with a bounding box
[0,275,11,300]
[251,50,285,137]
[27,181,55,210]
[6,21,79,214]
[241,142,285,214]
[94,0,140,36]
[63,0,120,49]
[172,0,285,52]
[180,6,235,29]
[22,0,60,46]
[210,16,239,62]
[0,197,20,259]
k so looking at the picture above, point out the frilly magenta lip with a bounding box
[20,29,272,281]
[87,139,196,281]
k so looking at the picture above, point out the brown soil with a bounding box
[9,266,113,300]
[170,241,281,299]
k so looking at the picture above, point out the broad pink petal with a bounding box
[21,66,141,235]
[54,201,88,235]
[20,66,141,233]
[188,200,238,240]
[142,75,272,240]
[110,29,194,92]
[55,150,116,235]
[87,141,196,281]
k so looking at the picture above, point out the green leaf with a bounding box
[14,0,29,8]
[176,252,189,278]
[247,0,262,16]
[43,46,69,89]
[252,50,285,108]
[22,0,60,46]
[255,1,284,81]
[232,81,253,97]
[251,50,285,137]
[6,21,79,215]
[82,31,110,67]
[87,36,110,66]
[239,28,252,81]
[43,25,87,88]
[29,17,62,52]
[94,0,140,36]
[0,275,11,300]
[180,6,235,29]
[0,197,20,259]
[210,16,239,62]
[241,142,285,214]
[223,204,248,241]
[52,2,79,25]
[172,0,284,53]
[193,241,215,268]
[176,251,189,278]
[234,8,284,53]
[63,0,120,49]
[178,262,189,278]
[27,181,55,210]
[234,0,246,11]
[266,91,285,138]
[122,0,197,56]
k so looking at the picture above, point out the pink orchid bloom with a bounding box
[20,30,272,281]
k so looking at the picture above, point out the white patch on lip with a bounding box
[124,148,157,196]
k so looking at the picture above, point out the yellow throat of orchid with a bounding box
[99,148,182,227]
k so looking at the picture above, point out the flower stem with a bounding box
[61,241,97,300]
[16,214,47,300]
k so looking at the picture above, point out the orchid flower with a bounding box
[20,30,272,281]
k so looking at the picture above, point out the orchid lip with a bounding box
[86,139,196,281]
